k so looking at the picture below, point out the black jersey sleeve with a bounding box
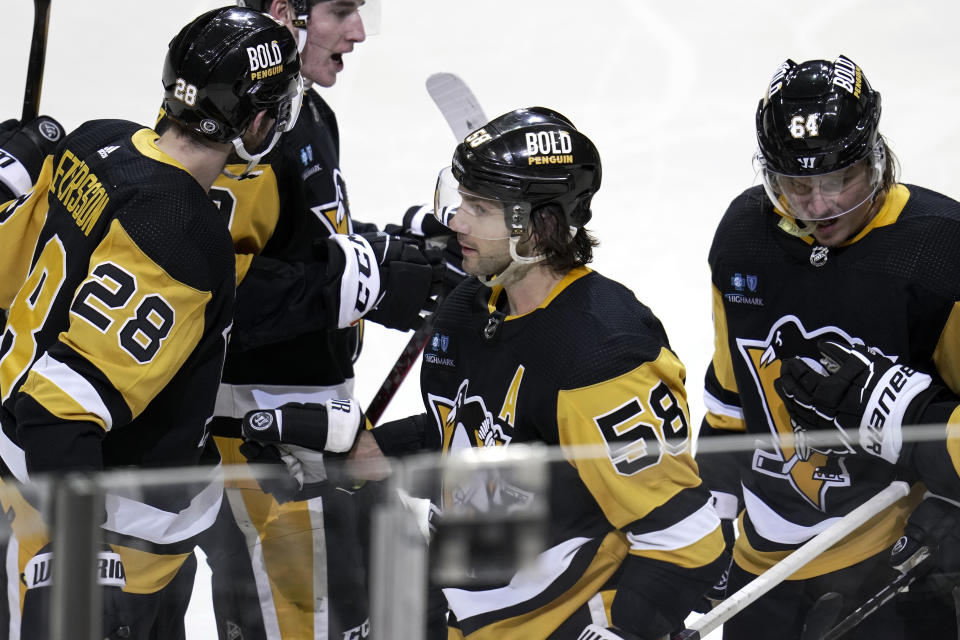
[230,250,347,351]
[370,413,430,456]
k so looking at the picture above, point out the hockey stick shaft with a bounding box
[365,310,439,425]
[364,74,486,425]
[686,481,911,638]
[22,0,52,123]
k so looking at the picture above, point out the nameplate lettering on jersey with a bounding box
[50,149,110,236]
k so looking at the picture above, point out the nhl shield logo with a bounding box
[732,273,745,292]
[431,333,450,353]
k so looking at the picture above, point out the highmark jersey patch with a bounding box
[425,331,455,367]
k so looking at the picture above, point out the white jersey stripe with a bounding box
[742,484,839,545]
[626,500,721,551]
[102,469,223,544]
[703,389,743,420]
[443,536,592,622]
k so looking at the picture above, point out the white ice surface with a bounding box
[3,1,959,637]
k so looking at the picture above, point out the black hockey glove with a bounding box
[239,399,365,503]
[384,203,450,238]
[0,116,64,199]
[889,495,960,599]
[385,205,467,291]
[237,440,304,504]
[326,231,444,331]
[774,340,937,464]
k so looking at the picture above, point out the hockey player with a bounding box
[183,1,445,639]
[0,115,64,331]
[319,106,728,639]
[0,7,302,638]
[697,55,960,638]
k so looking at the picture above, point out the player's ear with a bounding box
[269,0,294,24]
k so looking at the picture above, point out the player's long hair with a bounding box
[529,203,598,273]
[878,137,900,195]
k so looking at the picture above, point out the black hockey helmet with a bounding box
[755,55,886,221]
[756,55,881,177]
[162,6,302,151]
[434,107,601,239]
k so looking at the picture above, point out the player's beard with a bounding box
[464,251,511,279]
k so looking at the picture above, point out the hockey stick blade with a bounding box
[22,0,52,123]
[426,72,488,141]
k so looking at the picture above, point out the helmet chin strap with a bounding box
[295,27,308,53]
[221,129,283,180]
[478,238,542,288]
[479,227,576,288]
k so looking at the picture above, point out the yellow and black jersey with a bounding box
[0,119,233,595]
[412,267,724,637]
[210,89,374,434]
[700,183,960,578]
[204,90,372,638]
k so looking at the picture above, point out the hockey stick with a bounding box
[425,72,487,140]
[21,0,52,123]
[811,547,933,640]
[364,74,487,425]
[675,481,911,640]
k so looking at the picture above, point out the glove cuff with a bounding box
[859,366,931,463]
[403,204,433,236]
[0,150,33,197]
[329,233,382,328]
[323,398,362,453]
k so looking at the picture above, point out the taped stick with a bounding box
[684,481,911,639]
